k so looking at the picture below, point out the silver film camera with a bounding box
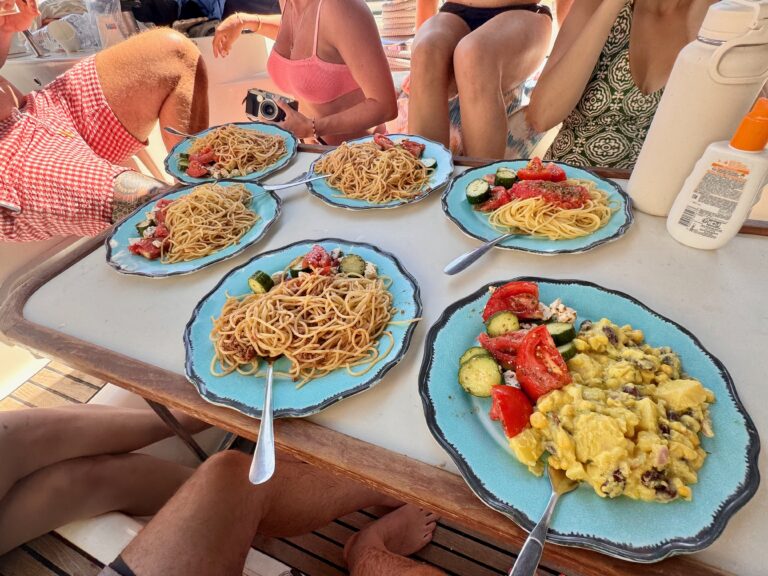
[244,89,298,122]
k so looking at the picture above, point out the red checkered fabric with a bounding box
[0,56,145,242]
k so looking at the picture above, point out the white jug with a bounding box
[628,0,768,216]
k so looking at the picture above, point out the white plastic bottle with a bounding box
[667,98,768,249]
[628,0,768,216]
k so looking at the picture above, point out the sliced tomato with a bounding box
[155,199,174,210]
[128,238,161,260]
[476,186,513,212]
[186,159,208,178]
[153,223,170,239]
[515,325,572,401]
[373,134,395,150]
[478,331,529,370]
[489,385,533,438]
[400,139,426,158]
[303,245,333,272]
[190,146,216,165]
[482,281,542,321]
[516,157,567,182]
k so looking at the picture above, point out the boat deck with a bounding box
[0,360,563,576]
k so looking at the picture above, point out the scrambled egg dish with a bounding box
[509,319,715,502]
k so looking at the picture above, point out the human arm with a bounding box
[0,0,39,68]
[293,0,397,138]
[526,0,624,132]
[213,12,282,57]
[416,0,438,30]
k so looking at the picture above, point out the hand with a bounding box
[213,14,245,58]
[0,0,39,33]
[261,101,314,140]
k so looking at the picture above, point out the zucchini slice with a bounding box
[485,311,520,337]
[466,179,491,205]
[494,167,517,188]
[546,322,577,345]
[421,157,437,171]
[458,355,502,397]
[136,219,154,237]
[340,254,366,276]
[459,346,490,365]
[557,341,577,361]
[287,256,311,278]
[248,271,274,294]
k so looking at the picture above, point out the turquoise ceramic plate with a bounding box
[306,134,454,210]
[419,278,759,562]
[165,122,298,184]
[106,182,281,278]
[185,238,422,418]
[442,161,633,255]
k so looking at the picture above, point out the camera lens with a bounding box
[259,100,278,121]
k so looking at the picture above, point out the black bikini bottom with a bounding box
[439,2,552,31]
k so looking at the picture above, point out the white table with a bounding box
[3,151,765,576]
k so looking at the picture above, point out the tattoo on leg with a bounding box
[112,171,170,222]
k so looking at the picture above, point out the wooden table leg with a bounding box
[145,398,209,462]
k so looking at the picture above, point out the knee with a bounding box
[144,28,202,70]
[453,35,494,82]
[196,450,249,483]
[411,30,455,76]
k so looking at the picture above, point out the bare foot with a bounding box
[344,504,439,568]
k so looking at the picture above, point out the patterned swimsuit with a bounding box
[545,0,663,169]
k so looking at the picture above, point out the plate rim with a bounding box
[418,276,761,562]
[440,160,634,255]
[105,182,282,278]
[183,237,423,418]
[305,133,455,211]
[164,121,299,184]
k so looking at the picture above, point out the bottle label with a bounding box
[677,160,749,240]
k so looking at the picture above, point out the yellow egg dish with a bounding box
[509,318,715,502]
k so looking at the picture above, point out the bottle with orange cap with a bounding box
[667,98,768,249]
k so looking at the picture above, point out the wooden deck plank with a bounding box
[25,535,101,576]
[46,361,106,388]
[0,396,29,411]
[11,382,75,409]
[0,548,59,576]
[253,535,346,576]
[282,532,347,570]
[29,368,100,403]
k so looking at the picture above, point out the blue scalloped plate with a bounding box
[165,122,298,184]
[442,161,633,255]
[306,134,454,210]
[106,182,281,278]
[419,277,760,562]
[184,238,422,418]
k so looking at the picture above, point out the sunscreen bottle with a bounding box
[666,98,768,249]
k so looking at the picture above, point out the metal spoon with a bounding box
[509,464,579,576]
[163,126,198,139]
[262,174,326,191]
[443,233,517,275]
[249,359,276,485]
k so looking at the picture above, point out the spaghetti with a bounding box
[159,184,259,263]
[488,179,617,240]
[314,142,431,203]
[189,125,286,178]
[210,273,395,386]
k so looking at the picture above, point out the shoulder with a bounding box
[321,0,377,29]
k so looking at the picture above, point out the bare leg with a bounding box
[0,405,207,499]
[0,454,192,555]
[95,28,209,151]
[345,505,443,576]
[454,11,552,158]
[120,451,402,576]
[408,14,469,147]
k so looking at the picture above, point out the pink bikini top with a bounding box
[267,0,361,105]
